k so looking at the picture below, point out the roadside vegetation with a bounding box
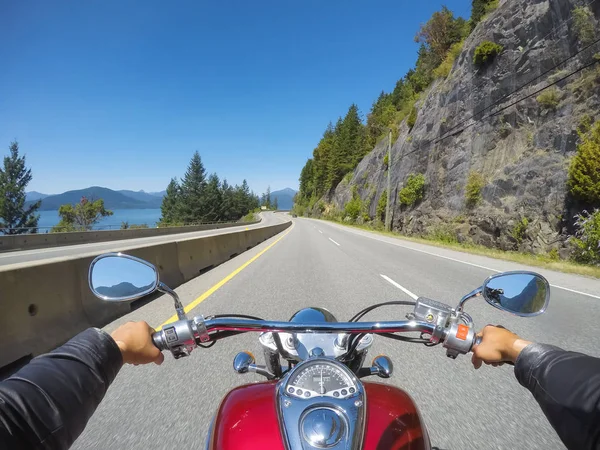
[52,197,113,232]
[0,141,41,234]
[159,152,261,226]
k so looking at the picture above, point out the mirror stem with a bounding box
[456,287,482,313]
[158,282,187,320]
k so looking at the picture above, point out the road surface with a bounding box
[72,217,600,450]
[0,212,286,267]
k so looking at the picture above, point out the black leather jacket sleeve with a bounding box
[515,343,600,450]
[0,328,123,450]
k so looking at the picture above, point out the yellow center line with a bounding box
[156,222,295,330]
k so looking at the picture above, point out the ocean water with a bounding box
[37,209,162,231]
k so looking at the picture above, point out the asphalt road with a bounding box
[72,217,600,450]
[0,212,285,267]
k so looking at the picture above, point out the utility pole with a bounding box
[385,129,392,231]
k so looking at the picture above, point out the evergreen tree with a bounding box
[273,197,278,210]
[265,186,272,209]
[220,179,235,221]
[313,123,334,196]
[470,0,494,30]
[179,151,207,223]
[203,173,223,222]
[240,179,252,214]
[160,178,181,224]
[0,141,40,234]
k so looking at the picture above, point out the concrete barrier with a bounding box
[0,220,291,370]
[0,220,260,253]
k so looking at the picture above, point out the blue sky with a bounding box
[0,0,471,195]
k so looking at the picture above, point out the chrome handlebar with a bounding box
[152,316,476,359]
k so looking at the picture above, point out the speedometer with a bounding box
[285,360,357,400]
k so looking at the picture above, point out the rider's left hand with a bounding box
[111,321,165,366]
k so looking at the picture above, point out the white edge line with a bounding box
[550,284,600,300]
[328,238,340,246]
[320,221,600,301]
[381,274,419,300]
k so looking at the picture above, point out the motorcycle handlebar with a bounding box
[152,317,443,353]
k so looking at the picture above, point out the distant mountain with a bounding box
[29,187,154,211]
[270,188,296,210]
[149,190,166,197]
[95,281,154,299]
[117,190,163,208]
[26,191,49,202]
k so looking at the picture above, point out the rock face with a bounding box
[325,0,600,254]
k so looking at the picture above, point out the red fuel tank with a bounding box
[208,381,430,450]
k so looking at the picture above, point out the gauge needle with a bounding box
[320,369,326,394]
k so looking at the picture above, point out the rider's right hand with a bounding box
[471,325,532,369]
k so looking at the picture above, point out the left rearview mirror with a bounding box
[89,253,159,302]
[482,271,549,317]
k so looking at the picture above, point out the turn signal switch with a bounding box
[369,355,393,378]
[233,351,275,380]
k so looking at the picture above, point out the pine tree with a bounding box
[160,178,181,224]
[220,179,235,221]
[0,141,41,234]
[265,186,272,209]
[273,197,278,210]
[179,151,207,223]
[203,173,223,222]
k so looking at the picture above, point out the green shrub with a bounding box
[129,224,150,229]
[548,248,560,261]
[242,212,257,222]
[407,106,418,129]
[399,173,425,207]
[570,209,600,265]
[536,87,561,110]
[433,40,464,79]
[473,41,503,67]
[568,120,600,204]
[573,6,596,46]
[428,222,458,244]
[344,197,362,221]
[291,204,306,217]
[569,65,600,101]
[484,0,499,14]
[465,171,485,207]
[511,217,529,244]
[376,190,387,221]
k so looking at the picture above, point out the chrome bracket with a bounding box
[194,315,211,343]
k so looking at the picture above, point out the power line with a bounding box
[439,36,600,140]
[442,0,599,125]
[436,56,600,143]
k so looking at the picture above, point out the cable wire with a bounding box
[436,36,600,142]
[436,56,600,142]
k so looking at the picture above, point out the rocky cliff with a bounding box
[324,0,599,256]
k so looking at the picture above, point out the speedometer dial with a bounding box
[286,360,357,399]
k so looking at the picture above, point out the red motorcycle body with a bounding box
[208,380,430,450]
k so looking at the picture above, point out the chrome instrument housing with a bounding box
[277,357,366,450]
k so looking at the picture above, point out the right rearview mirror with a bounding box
[482,271,549,317]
